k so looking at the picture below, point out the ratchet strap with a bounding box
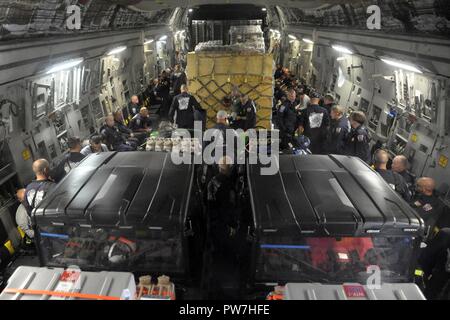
[2,288,121,300]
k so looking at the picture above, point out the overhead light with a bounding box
[159,35,168,41]
[337,57,346,61]
[289,40,295,44]
[144,39,154,44]
[337,67,346,88]
[288,34,297,40]
[332,45,353,55]
[302,38,314,44]
[262,8,267,12]
[188,8,193,13]
[381,58,422,73]
[46,58,83,74]
[107,46,127,55]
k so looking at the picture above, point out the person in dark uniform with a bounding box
[232,93,257,131]
[113,109,142,147]
[392,155,416,197]
[126,95,141,121]
[101,115,136,152]
[129,107,152,146]
[129,107,152,133]
[411,177,445,240]
[169,84,203,130]
[298,93,330,154]
[325,105,350,155]
[158,70,171,118]
[205,156,241,298]
[170,64,187,96]
[207,156,238,253]
[275,88,298,150]
[373,149,411,202]
[274,64,284,80]
[113,109,132,136]
[345,111,371,163]
[24,159,55,215]
[143,78,163,107]
[322,93,335,114]
[417,228,450,299]
[51,137,85,183]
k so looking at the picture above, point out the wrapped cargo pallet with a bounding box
[186,51,274,129]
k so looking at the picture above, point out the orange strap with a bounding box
[3,288,121,300]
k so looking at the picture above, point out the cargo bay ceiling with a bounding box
[0,0,449,41]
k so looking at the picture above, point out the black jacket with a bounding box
[144,84,163,106]
[158,77,171,98]
[129,114,152,132]
[376,169,411,202]
[127,102,140,119]
[274,68,283,80]
[114,120,132,137]
[299,104,330,154]
[234,99,257,131]
[411,193,445,238]
[51,152,85,183]
[170,72,187,95]
[345,125,371,163]
[207,173,238,232]
[169,92,202,130]
[101,125,126,150]
[275,100,298,134]
[326,116,350,154]
[398,170,416,197]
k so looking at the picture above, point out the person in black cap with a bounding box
[298,92,330,154]
[51,136,85,183]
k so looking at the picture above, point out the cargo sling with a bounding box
[187,53,273,129]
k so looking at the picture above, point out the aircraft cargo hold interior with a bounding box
[0,0,449,304]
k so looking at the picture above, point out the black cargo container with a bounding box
[33,152,195,277]
[247,155,425,285]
